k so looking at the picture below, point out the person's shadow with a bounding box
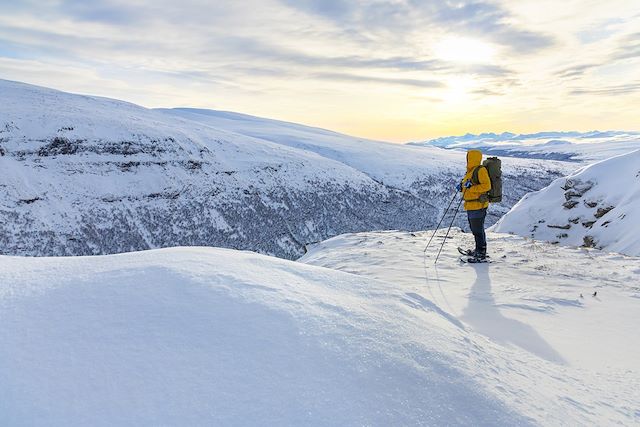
[462,265,566,364]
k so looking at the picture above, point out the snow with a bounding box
[0,78,573,258]
[1,232,638,425]
[492,149,640,256]
[157,107,452,188]
[1,78,639,425]
[301,230,640,425]
[410,130,640,162]
[0,247,529,425]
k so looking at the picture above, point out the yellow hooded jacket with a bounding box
[460,150,491,211]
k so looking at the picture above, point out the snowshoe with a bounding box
[466,256,490,264]
[460,255,491,264]
[458,247,490,259]
[457,247,474,256]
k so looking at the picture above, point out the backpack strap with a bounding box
[467,165,489,203]
[471,165,485,185]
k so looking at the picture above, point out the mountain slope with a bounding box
[2,232,638,425]
[0,79,572,258]
[157,107,442,188]
[492,149,640,256]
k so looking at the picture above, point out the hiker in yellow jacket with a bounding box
[457,149,492,260]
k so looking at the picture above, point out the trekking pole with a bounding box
[423,190,458,253]
[434,189,466,265]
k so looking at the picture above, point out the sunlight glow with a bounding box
[434,36,496,64]
[442,76,475,103]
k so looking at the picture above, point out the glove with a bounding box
[464,180,473,189]
[456,182,462,191]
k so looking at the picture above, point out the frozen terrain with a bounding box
[0,79,571,258]
[409,130,640,162]
[1,231,638,425]
[302,230,640,426]
[493,149,640,256]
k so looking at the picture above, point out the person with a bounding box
[456,149,492,260]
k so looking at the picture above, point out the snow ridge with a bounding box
[492,149,640,256]
[0,246,532,426]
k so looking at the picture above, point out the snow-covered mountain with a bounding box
[0,79,572,258]
[492,149,640,257]
[1,231,638,425]
[409,130,640,162]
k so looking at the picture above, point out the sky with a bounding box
[0,0,639,142]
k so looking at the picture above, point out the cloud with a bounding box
[281,0,352,20]
[463,64,513,77]
[196,35,445,71]
[569,82,640,96]
[577,18,626,44]
[556,63,601,79]
[0,0,638,140]
[281,0,555,54]
[611,32,640,60]
[3,0,143,26]
[430,1,555,53]
[0,1,520,86]
[194,34,513,80]
[556,32,640,79]
[59,0,142,25]
[472,88,504,97]
[312,72,445,88]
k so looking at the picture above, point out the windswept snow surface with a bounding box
[0,79,572,258]
[492,149,640,257]
[1,247,531,425]
[301,230,640,426]
[2,235,639,425]
[409,130,640,162]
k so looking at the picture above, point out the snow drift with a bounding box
[2,231,638,425]
[0,79,571,258]
[0,247,529,426]
[301,229,640,426]
[492,149,640,256]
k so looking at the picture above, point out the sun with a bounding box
[434,36,496,64]
[442,76,475,103]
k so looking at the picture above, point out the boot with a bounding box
[474,247,487,260]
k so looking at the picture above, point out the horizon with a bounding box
[1,1,639,142]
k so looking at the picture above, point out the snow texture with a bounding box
[492,149,640,257]
[0,247,530,426]
[0,79,572,259]
[1,231,638,425]
[301,230,640,426]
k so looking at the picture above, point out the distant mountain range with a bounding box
[409,130,640,162]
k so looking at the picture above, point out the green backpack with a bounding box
[471,156,502,203]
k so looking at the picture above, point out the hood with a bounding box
[466,149,482,171]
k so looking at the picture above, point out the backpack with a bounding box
[471,156,502,203]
